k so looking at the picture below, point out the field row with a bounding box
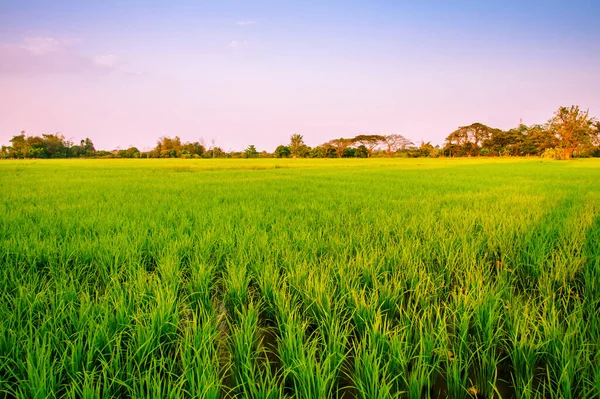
[1,159,599,398]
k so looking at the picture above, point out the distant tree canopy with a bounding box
[2,105,598,160]
[1,132,96,159]
[244,144,259,158]
[446,123,500,157]
[442,106,598,159]
[354,135,385,157]
[150,136,205,158]
[274,145,290,158]
[289,134,306,159]
[549,105,597,159]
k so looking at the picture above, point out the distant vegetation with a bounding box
[2,105,599,160]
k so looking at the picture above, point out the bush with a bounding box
[541,148,565,160]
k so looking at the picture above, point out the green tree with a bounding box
[591,121,600,147]
[382,134,413,157]
[9,132,32,158]
[274,145,291,158]
[353,135,384,157]
[82,138,96,156]
[182,141,205,157]
[549,105,596,159]
[126,147,141,158]
[483,128,523,156]
[244,144,259,158]
[205,147,225,158]
[355,145,368,158]
[446,123,496,156]
[41,134,67,158]
[521,124,557,155]
[308,146,325,158]
[324,138,353,158]
[418,141,436,157]
[154,136,183,158]
[343,147,357,157]
[289,134,305,159]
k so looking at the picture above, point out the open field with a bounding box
[1,158,599,398]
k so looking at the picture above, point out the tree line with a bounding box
[2,105,598,160]
[445,106,599,159]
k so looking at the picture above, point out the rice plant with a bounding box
[0,157,598,398]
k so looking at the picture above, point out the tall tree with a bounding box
[154,136,183,158]
[41,133,67,158]
[244,144,259,158]
[80,138,96,156]
[182,141,205,157]
[353,135,384,157]
[418,141,436,157]
[592,122,600,147]
[289,134,305,159]
[522,124,557,155]
[483,128,523,156]
[382,134,413,157]
[447,123,495,156]
[9,132,31,159]
[549,105,596,159]
[274,145,290,158]
[324,138,353,158]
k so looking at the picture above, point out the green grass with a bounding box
[1,157,599,398]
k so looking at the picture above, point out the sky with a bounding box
[0,0,599,152]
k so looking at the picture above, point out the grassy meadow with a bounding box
[1,157,599,399]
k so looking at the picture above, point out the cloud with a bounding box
[123,70,147,77]
[93,54,119,68]
[236,20,256,26]
[0,37,120,75]
[20,37,65,55]
[228,40,248,48]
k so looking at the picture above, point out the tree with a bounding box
[308,146,326,158]
[445,129,469,157]
[520,124,557,155]
[205,146,225,158]
[343,147,357,158]
[125,147,141,158]
[182,141,205,157]
[353,134,384,157]
[244,144,259,158]
[41,133,67,158]
[355,145,368,158]
[324,138,353,158]
[482,128,523,156]
[81,138,96,156]
[289,134,305,159]
[591,122,600,147]
[418,141,436,157]
[549,105,596,159]
[9,132,31,158]
[274,145,290,158]
[446,123,496,156]
[154,136,183,158]
[382,134,413,157]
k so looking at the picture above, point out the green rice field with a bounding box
[1,158,599,398]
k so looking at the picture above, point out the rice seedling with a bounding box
[179,309,222,399]
[0,157,598,398]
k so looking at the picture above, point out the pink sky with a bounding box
[1,1,599,151]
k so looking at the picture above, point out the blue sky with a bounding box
[1,0,598,151]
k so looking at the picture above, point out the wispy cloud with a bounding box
[228,40,248,48]
[123,70,147,77]
[0,37,120,75]
[20,37,66,55]
[236,20,256,26]
[93,54,119,68]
